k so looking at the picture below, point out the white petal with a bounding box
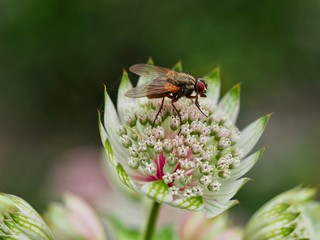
[103,87,128,162]
[218,84,240,123]
[98,112,117,167]
[140,180,173,203]
[204,178,250,203]
[236,114,271,157]
[228,148,265,181]
[203,199,238,218]
[98,111,108,147]
[117,70,136,123]
[204,67,221,105]
[104,85,120,132]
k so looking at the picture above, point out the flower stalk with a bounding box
[143,201,161,240]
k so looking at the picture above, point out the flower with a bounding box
[243,187,320,240]
[99,59,270,217]
[0,193,54,239]
[179,212,243,240]
[44,193,107,240]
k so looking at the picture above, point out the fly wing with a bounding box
[125,76,181,98]
[129,64,174,80]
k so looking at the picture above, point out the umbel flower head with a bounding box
[99,60,270,217]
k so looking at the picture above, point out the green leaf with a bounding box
[105,215,140,240]
[141,181,173,203]
[236,114,271,157]
[218,84,240,123]
[155,226,175,240]
[204,67,221,105]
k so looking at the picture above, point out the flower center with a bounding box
[118,98,243,199]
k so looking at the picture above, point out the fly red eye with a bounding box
[196,81,205,94]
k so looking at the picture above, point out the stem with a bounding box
[143,201,161,240]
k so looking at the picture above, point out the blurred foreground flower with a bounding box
[99,60,269,218]
[45,193,107,240]
[243,187,320,240]
[0,193,53,239]
[180,212,242,240]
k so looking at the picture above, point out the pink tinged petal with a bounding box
[64,194,106,240]
[154,153,166,180]
[216,228,243,240]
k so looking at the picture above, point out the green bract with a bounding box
[244,187,320,240]
[99,60,269,218]
[0,193,53,240]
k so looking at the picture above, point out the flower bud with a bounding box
[208,180,221,191]
[170,116,180,130]
[154,140,163,154]
[0,193,53,240]
[120,134,132,148]
[128,156,140,169]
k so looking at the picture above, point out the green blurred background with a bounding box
[0,0,319,218]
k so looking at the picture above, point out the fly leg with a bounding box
[186,94,208,117]
[152,97,165,127]
[167,95,182,134]
[170,96,182,124]
[195,96,208,117]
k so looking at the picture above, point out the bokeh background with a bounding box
[1,0,319,224]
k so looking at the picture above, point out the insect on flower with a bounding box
[125,64,208,126]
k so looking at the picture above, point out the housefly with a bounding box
[125,64,208,127]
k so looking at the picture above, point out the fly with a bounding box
[125,64,208,127]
